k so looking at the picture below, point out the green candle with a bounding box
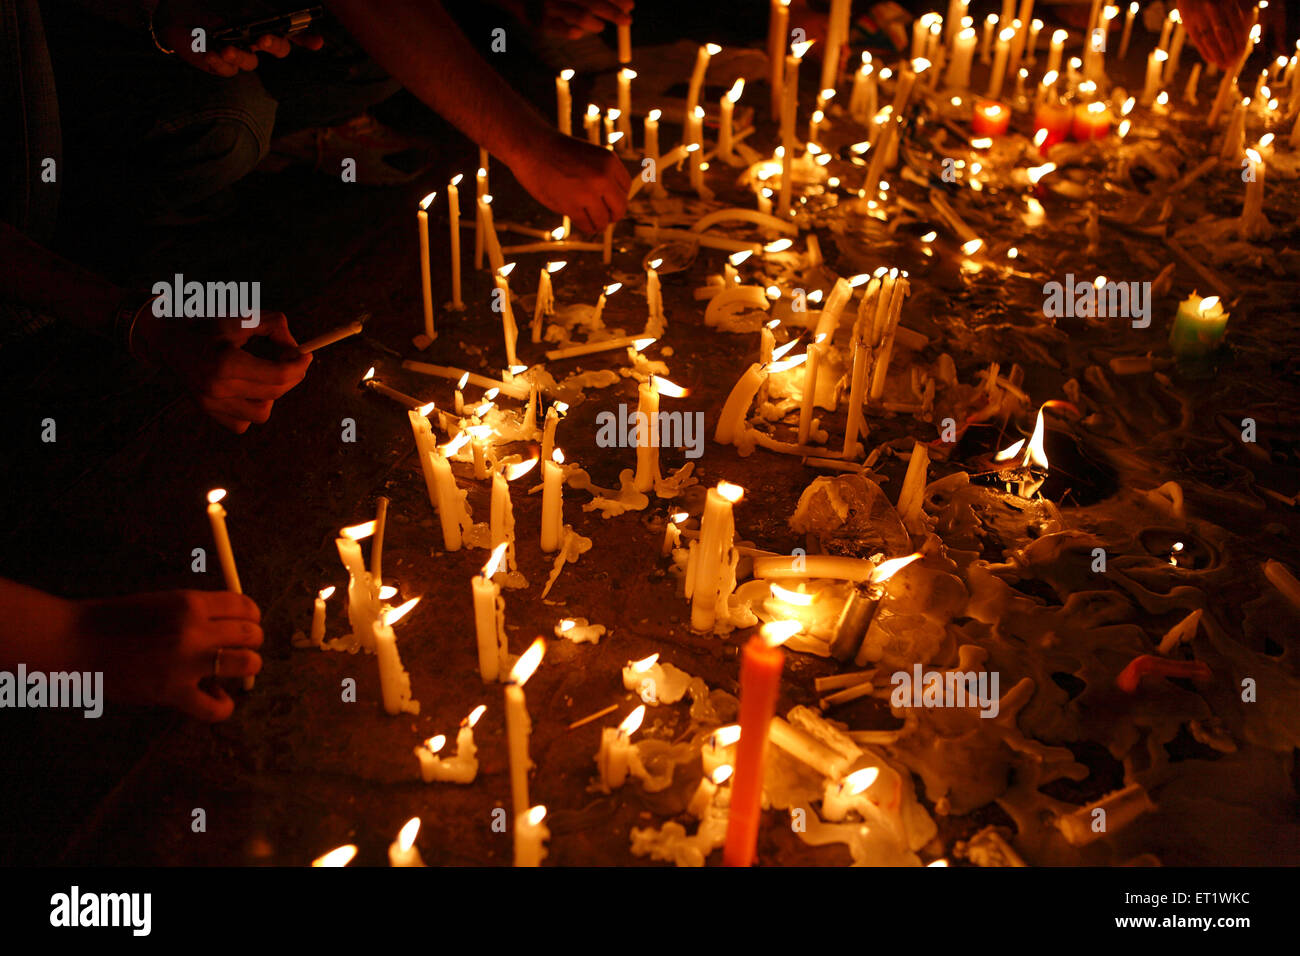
[1169,292,1229,363]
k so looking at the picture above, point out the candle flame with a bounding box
[505,456,539,481]
[648,108,662,121]
[607,131,625,145]
[362,366,376,381]
[631,653,660,672]
[844,767,880,795]
[605,282,623,296]
[398,817,420,852]
[671,511,688,522]
[482,194,493,206]
[482,541,509,580]
[427,734,446,753]
[378,585,398,600]
[207,488,227,505]
[1052,28,1067,43]
[510,637,545,685]
[383,597,420,626]
[466,704,487,727]
[550,226,566,241]
[312,845,357,867]
[1026,162,1056,184]
[652,375,688,397]
[1199,296,1221,314]
[995,438,1026,462]
[619,704,646,736]
[560,68,574,80]
[761,620,802,647]
[729,249,753,266]
[705,42,721,55]
[498,262,516,278]
[451,173,463,186]
[791,40,814,59]
[1259,133,1275,148]
[713,725,741,747]
[419,192,437,211]
[620,67,637,80]
[552,448,565,465]
[649,258,664,270]
[712,764,734,785]
[971,137,993,149]
[921,230,938,242]
[770,353,809,372]
[769,583,813,606]
[765,285,781,300]
[727,79,745,103]
[342,520,376,540]
[771,338,801,361]
[456,372,470,389]
[442,432,471,456]
[1026,405,1049,470]
[999,26,1015,41]
[961,239,983,255]
[527,805,548,826]
[872,552,922,583]
[546,260,567,273]
[764,238,794,253]
[766,317,782,329]
[1245,148,1261,165]
[717,481,744,503]
[913,57,932,73]
[633,337,656,352]
[417,401,436,417]
[319,586,336,600]
[558,618,576,632]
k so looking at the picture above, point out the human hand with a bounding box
[509,132,631,233]
[1177,0,1254,71]
[134,310,313,433]
[75,590,263,721]
[538,0,634,39]
[155,0,324,78]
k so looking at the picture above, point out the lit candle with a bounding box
[723,620,796,866]
[555,69,573,136]
[597,705,645,789]
[1240,146,1266,234]
[768,0,790,120]
[1169,293,1229,362]
[633,378,661,493]
[972,99,1010,135]
[1008,0,1035,77]
[1026,17,1043,63]
[541,401,566,461]
[310,586,334,646]
[688,764,734,819]
[417,191,436,341]
[821,0,850,92]
[514,805,550,867]
[981,14,998,64]
[662,510,687,556]
[643,108,662,194]
[416,706,485,784]
[1165,9,1186,83]
[849,54,877,120]
[493,263,520,368]
[407,403,442,511]
[541,449,565,553]
[584,103,601,145]
[685,43,721,145]
[446,174,464,311]
[718,79,744,161]
[374,598,420,716]
[1142,48,1168,105]
[988,26,1015,98]
[388,817,424,867]
[778,40,813,217]
[617,69,635,148]
[473,543,510,683]
[1072,99,1112,140]
[432,433,473,551]
[688,481,744,632]
[532,260,564,343]
[1033,92,1072,148]
[1157,8,1175,52]
[714,363,766,445]
[477,193,505,274]
[504,638,545,820]
[206,488,254,690]
[337,525,380,649]
[1045,28,1066,78]
[474,166,486,269]
[645,258,665,336]
[1119,1,1136,59]
[687,106,707,196]
[945,27,977,89]
[796,342,825,445]
[820,768,881,821]
[702,724,741,775]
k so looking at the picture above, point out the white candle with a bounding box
[310,586,334,646]
[1119,1,1136,59]
[374,598,420,716]
[541,449,565,553]
[662,510,687,556]
[555,69,573,136]
[491,458,534,574]
[417,191,436,340]
[981,14,998,64]
[1157,9,1174,52]
[821,0,850,92]
[407,404,442,512]
[1008,0,1035,77]
[685,43,721,145]
[206,489,253,690]
[584,103,601,145]
[432,434,472,551]
[646,259,665,336]
[477,194,505,274]
[719,79,743,160]
[532,260,563,343]
[494,263,520,368]
[514,805,550,867]
[849,55,877,120]
[474,166,486,269]
[633,378,661,493]
[416,706,485,784]
[1142,48,1168,105]
[778,41,812,217]
[688,482,744,632]
[541,403,565,461]
[336,532,380,649]
[714,362,766,445]
[797,342,825,445]
[1165,12,1186,84]
[988,26,1015,98]
[473,543,510,683]
[687,106,707,195]
[1046,28,1066,78]
[505,638,545,820]
[1241,147,1266,227]
[618,20,632,63]
[945,27,977,89]
[371,495,389,584]
[597,705,645,789]
[768,0,790,121]
[821,768,880,821]
[1026,18,1043,63]
[446,174,464,310]
[702,725,741,775]
[617,69,635,148]
[388,817,424,867]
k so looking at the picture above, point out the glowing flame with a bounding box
[451,173,463,186]
[913,57,932,73]
[872,553,922,583]
[604,283,623,296]
[729,250,753,266]
[552,448,565,465]
[633,337,656,352]
[631,653,659,672]
[714,725,742,747]
[619,705,646,736]
[362,366,376,381]
[671,511,688,523]
[770,582,813,606]
[510,637,545,685]
[527,805,547,826]
[761,620,802,647]
[319,586,335,601]
[727,79,745,103]
[398,817,420,852]
[999,26,1015,41]
[764,238,793,253]
[648,108,661,122]
[427,735,446,753]
[652,376,688,397]
[765,285,782,299]
[482,541,509,580]
[971,137,993,149]
[844,767,880,795]
[547,260,567,274]
[791,40,814,58]
[961,238,984,255]
[712,765,734,785]
[717,481,745,503]
[620,68,637,80]
[466,704,486,727]
[442,432,471,456]
[378,585,398,600]
[769,353,809,372]
[560,68,574,81]
[312,845,357,867]
[498,262,516,278]
[995,438,1026,462]
[207,488,227,505]
[607,131,624,145]
[384,597,420,626]
[417,401,436,417]
[456,373,469,389]
[342,520,376,540]
[550,226,565,241]
[1026,163,1056,184]
[1199,296,1221,314]
[649,258,663,270]
[505,456,539,481]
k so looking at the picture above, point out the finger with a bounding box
[248,311,302,351]
[211,647,262,678]
[219,397,274,424]
[209,376,292,401]
[205,53,239,77]
[185,682,235,722]
[220,46,259,72]
[255,34,292,58]
[203,591,262,623]
[580,0,634,25]
[216,347,310,389]
[573,205,598,234]
[550,2,604,33]
[290,33,325,50]
[205,404,252,432]
[209,620,264,649]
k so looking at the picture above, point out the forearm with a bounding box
[0,578,85,673]
[0,222,125,338]
[324,0,553,169]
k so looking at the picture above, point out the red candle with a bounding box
[723,622,797,867]
[1070,100,1112,141]
[1032,100,1073,149]
[971,99,1010,136]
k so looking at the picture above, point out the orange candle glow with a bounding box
[971,99,1010,136]
[723,621,798,866]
